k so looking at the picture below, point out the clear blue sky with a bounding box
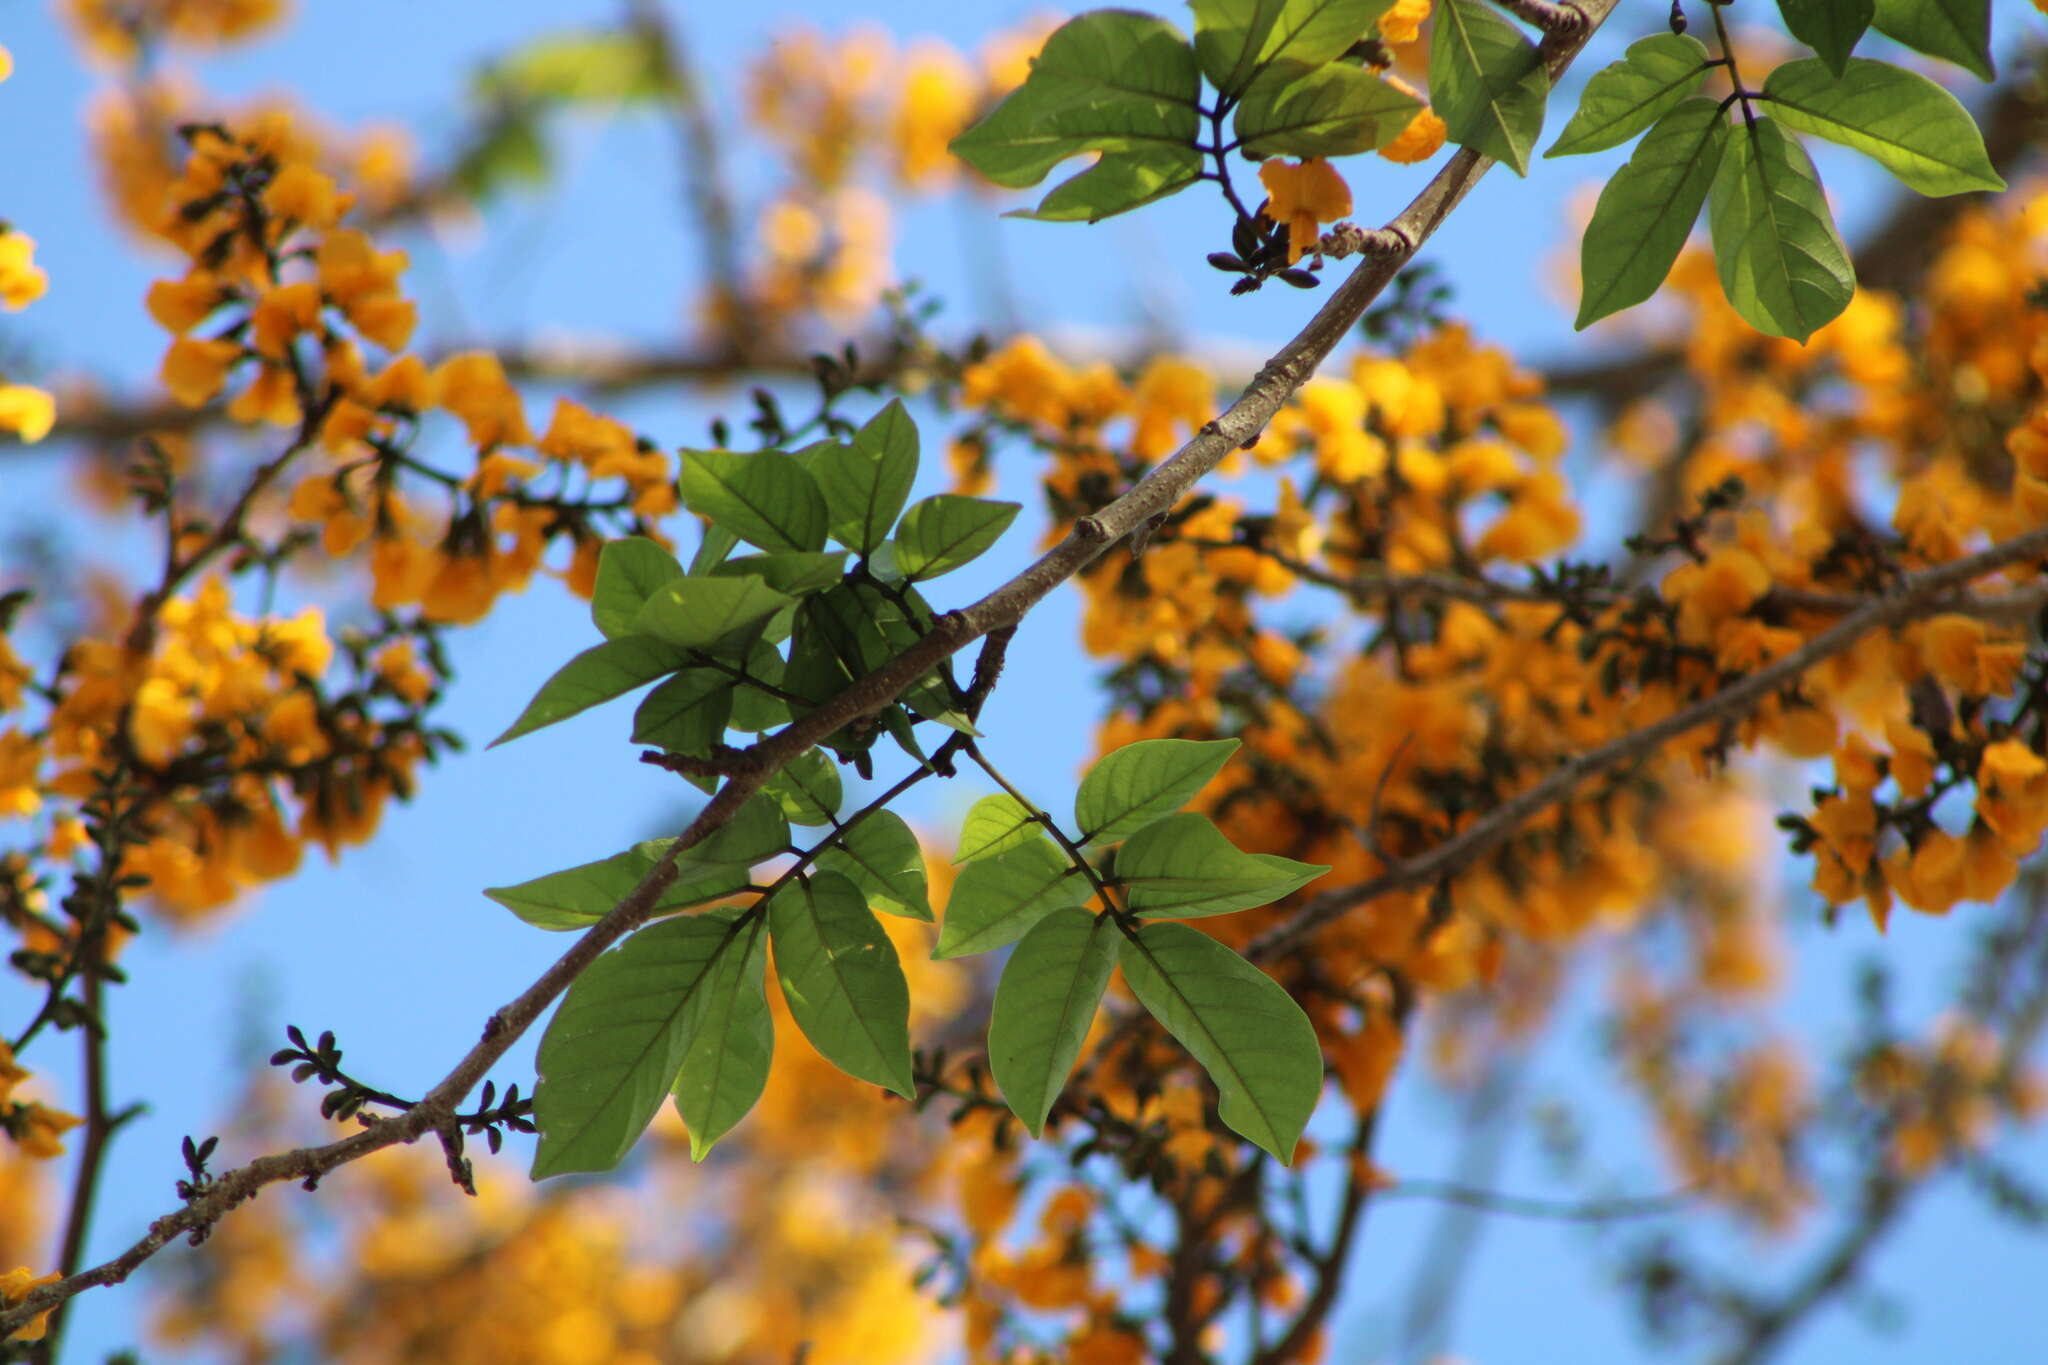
[3,1,2045,1361]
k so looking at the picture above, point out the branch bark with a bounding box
[0,2,1632,1336]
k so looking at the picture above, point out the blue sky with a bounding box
[4,1,2047,1361]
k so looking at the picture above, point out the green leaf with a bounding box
[1075,738,1242,845]
[728,641,792,731]
[1576,98,1729,329]
[1005,145,1204,223]
[801,583,968,732]
[1119,922,1322,1162]
[485,844,747,932]
[1872,0,1992,81]
[687,796,793,867]
[948,10,1204,222]
[1545,33,1712,157]
[764,748,842,827]
[678,449,829,554]
[956,793,1041,864]
[816,810,932,921]
[806,400,920,554]
[1778,0,1873,75]
[934,837,1089,959]
[1233,60,1420,158]
[633,575,794,652]
[988,907,1118,1136]
[671,914,773,1160]
[768,871,915,1097]
[449,113,550,200]
[1191,0,1398,98]
[1430,0,1550,177]
[1708,117,1856,343]
[1115,812,1329,918]
[894,495,1021,581]
[478,30,675,104]
[631,669,732,757]
[591,536,684,639]
[491,635,690,747]
[713,551,848,596]
[690,523,740,575]
[1762,57,2005,197]
[531,911,743,1177]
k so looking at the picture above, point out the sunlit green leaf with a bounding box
[678,449,829,554]
[764,748,842,828]
[1190,0,1398,98]
[687,796,792,867]
[894,495,1020,581]
[1119,922,1323,1162]
[956,793,1041,864]
[1762,58,2004,196]
[949,10,1204,221]
[1576,98,1728,329]
[531,911,744,1177]
[804,399,920,554]
[630,669,732,759]
[713,551,848,596]
[988,907,1118,1136]
[477,30,677,103]
[1708,116,1855,343]
[1115,811,1329,918]
[934,837,1089,959]
[1233,60,1420,158]
[816,811,932,921]
[592,536,684,639]
[491,635,690,747]
[1545,33,1711,157]
[1430,0,1550,176]
[484,844,747,932]
[768,872,915,1097]
[633,575,795,652]
[671,914,772,1160]
[1075,738,1241,846]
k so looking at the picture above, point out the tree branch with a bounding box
[0,1,1630,1336]
[1250,522,2048,961]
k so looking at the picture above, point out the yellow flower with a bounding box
[0,1266,61,1342]
[0,729,41,818]
[1378,0,1433,44]
[1258,158,1352,264]
[146,272,226,333]
[0,386,55,443]
[0,44,12,82]
[0,231,47,311]
[0,1041,26,1105]
[161,336,243,407]
[12,1103,83,1159]
[1379,106,1447,164]
[262,163,346,229]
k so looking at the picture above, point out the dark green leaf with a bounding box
[671,914,772,1160]
[485,844,746,932]
[1779,0,1873,75]
[631,669,732,757]
[1191,0,1398,98]
[806,400,920,554]
[802,583,969,732]
[934,837,1089,959]
[1119,922,1323,1162]
[894,495,1021,581]
[1545,33,1712,157]
[1115,811,1329,917]
[1005,145,1203,223]
[768,871,915,1096]
[1075,738,1242,845]
[1576,98,1729,329]
[728,641,792,731]
[678,449,829,554]
[531,911,743,1177]
[1233,60,1420,158]
[592,536,684,639]
[956,793,1041,864]
[1708,117,1856,343]
[688,796,792,867]
[491,635,690,747]
[949,10,1204,221]
[1871,0,1992,81]
[633,575,795,652]
[816,811,932,921]
[988,907,1118,1136]
[1762,57,2005,196]
[764,748,842,827]
[1430,0,1550,176]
